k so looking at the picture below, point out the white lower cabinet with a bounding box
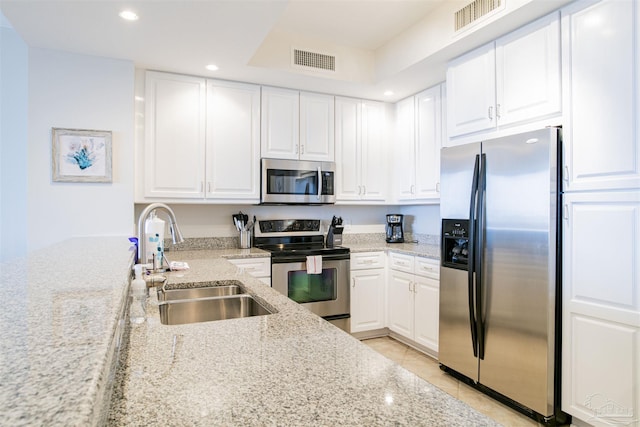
[387,252,440,354]
[350,252,386,334]
[562,191,640,426]
[227,257,271,286]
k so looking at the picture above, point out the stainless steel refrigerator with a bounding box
[439,127,568,425]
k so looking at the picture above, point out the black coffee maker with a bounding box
[386,214,404,243]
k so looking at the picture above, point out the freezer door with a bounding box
[478,128,558,416]
[439,266,479,381]
[439,142,481,381]
[440,142,481,220]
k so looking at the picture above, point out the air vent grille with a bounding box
[293,49,336,72]
[455,0,502,31]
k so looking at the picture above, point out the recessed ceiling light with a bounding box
[384,90,394,96]
[119,10,139,21]
[206,64,219,71]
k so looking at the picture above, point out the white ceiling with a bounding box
[0,0,570,101]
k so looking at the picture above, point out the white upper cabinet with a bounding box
[205,79,261,201]
[300,92,335,161]
[447,12,561,139]
[261,86,300,160]
[261,87,334,161]
[144,71,206,198]
[335,97,387,203]
[562,0,640,192]
[447,43,497,137]
[143,71,260,202]
[394,85,443,202]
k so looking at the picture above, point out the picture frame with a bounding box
[52,128,112,183]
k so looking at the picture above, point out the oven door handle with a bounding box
[271,253,350,264]
[317,167,323,201]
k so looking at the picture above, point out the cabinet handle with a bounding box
[207,182,211,193]
[564,204,569,220]
[364,259,374,264]
[410,184,415,194]
[564,165,569,182]
[436,182,440,193]
[300,145,304,154]
[488,106,493,120]
[362,185,366,195]
[357,185,362,195]
[496,103,501,119]
[295,145,299,154]
[352,278,356,288]
[200,182,204,192]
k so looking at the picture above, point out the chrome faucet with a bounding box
[137,203,184,268]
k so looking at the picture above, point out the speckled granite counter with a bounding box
[0,237,134,426]
[107,249,498,426]
[345,241,440,260]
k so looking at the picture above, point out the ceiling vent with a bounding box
[292,48,336,72]
[455,0,503,31]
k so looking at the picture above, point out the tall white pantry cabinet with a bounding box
[560,1,640,426]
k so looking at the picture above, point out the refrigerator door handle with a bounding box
[468,154,480,357]
[477,153,487,360]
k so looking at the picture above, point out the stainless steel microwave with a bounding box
[261,158,336,204]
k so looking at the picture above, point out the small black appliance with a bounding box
[326,216,344,247]
[385,214,404,243]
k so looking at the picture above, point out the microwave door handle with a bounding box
[317,167,322,201]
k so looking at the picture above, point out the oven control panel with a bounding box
[258,219,321,234]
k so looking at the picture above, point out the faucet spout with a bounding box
[137,203,184,266]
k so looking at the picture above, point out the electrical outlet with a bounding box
[343,218,352,229]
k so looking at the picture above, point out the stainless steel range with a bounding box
[254,219,350,332]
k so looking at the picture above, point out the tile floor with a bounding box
[362,336,545,427]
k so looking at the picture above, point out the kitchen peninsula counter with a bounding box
[109,249,497,426]
[1,238,496,426]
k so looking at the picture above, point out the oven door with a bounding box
[261,158,335,204]
[272,258,349,319]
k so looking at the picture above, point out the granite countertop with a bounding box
[108,249,497,426]
[0,237,134,426]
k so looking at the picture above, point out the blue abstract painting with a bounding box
[53,128,112,182]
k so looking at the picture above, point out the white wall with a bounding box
[0,15,28,261]
[28,49,135,251]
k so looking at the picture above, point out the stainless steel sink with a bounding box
[158,283,243,302]
[158,294,274,325]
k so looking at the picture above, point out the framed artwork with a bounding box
[52,128,112,183]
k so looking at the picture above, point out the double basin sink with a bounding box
[157,281,274,325]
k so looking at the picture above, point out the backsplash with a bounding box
[166,232,440,251]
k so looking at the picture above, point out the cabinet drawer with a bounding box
[227,257,271,277]
[415,257,440,280]
[351,252,385,270]
[389,252,414,273]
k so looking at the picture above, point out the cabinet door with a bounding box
[144,71,206,198]
[495,12,561,127]
[300,92,334,161]
[205,80,260,201]
[261,86,299,160]
[387,270,414,337]
[446,43,496,138]
[562,190,640,424]
[414,86,442,200]
[562,0,640,192]
[413,275,439,353]
[335,97,362,201]
[394,96,416,200]
[350,269,386,333]
[360,101,387,201]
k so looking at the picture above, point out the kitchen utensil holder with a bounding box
[239,230,252,249]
